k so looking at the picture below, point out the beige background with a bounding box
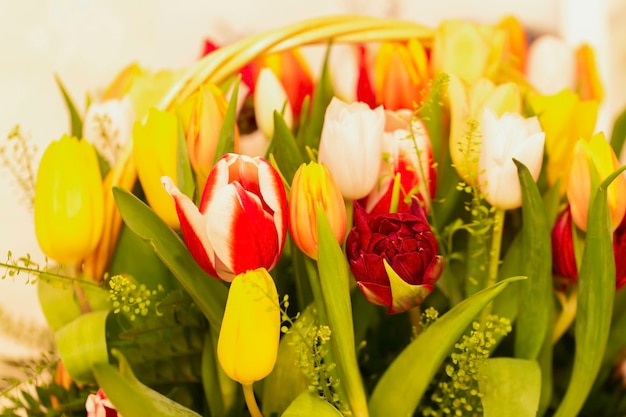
[0,0,623,361]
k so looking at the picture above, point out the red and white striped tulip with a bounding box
[162,153,287,281]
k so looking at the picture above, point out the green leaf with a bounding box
[56,310,110,383]
[54,74,83,137]
[37,278,111,332]
[479,358,541,417]
[610,106,626,157]
[214,75,241,164]
[316,206,368,417]
[368,276,524,417]
[281,391,343,417]
[514,159,552,360]
[108,224,178,292]
[553,167,626,417]
[93,349,202,417]
[299,44,334,151]
[176,111,195,199]
[112,187,227,331]
[262,305,315,416]
[271,110,306,185]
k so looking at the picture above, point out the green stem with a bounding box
[242,384,263,417]
[482,208,505,319]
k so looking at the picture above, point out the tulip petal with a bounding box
[162,176,218,278]
[206,182,280,278]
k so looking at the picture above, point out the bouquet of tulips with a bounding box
[3,13,626,417]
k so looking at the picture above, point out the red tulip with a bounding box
[614,215,626,290]
[551,207,579,285]
[552,206,626,290]
[163,153,287,282]
[346,201,443,313]
[360,109,436,215]
[85,389,121,417]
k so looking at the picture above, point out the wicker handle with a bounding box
[161,14,434,109]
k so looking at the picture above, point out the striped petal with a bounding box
[162,176,218,277]
[206,182,280,280]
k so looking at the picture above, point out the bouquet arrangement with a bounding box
[2,13,626,417]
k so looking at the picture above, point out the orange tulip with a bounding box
[567,133,626,232]
[288,162,346,259]
[374,39,429,110]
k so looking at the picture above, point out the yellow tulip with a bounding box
[34,135,104,265]
[431,19,506,86]
[529,89,598,192]
[179,83,238,188]
[497,15,527,73]
[132,107,179,228]
[567,133,626,231]
[447,73,521,184]
[217,268,280,385]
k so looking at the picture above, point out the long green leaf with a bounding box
[56,310,110,383]
[214,75,241,164]
[176,111,195,199]
[112,187,227,331]
[300,44,334,151]
[54,74,83,137]
[316,207,368,417]
[479,358,541,417]
[368,276,524,417]
[271,110,306,185]
[553,167,626,417]
[514,159,552,359]
[93,349,201,417]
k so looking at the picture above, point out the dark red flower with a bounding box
[346,200,443,313]
[614,215,626,289]
[551,207,579,284]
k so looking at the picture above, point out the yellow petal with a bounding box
[217,268,280,385]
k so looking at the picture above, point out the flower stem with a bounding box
[482,208,505,319]
[242,383,263,417]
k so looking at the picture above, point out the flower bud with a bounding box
[551,207,579,284]
[318,97,385,200]
[346,201,444,313]
[567,132,626,231]
[374,39,429,110]
[252,48,314,119]
[289,162,346,259]
[614,216,626,290]
[163,153,287,282]
[254,68,293,140]
[526,35,576,96]
[478,109,545,209]
[431,19,505,85]
[447,73,521,184]
[85,388,122,417]
[529,89,598,192]
[132,108,179,228]
[217,268,280,385]
[179,83,238,187]
[362,109,435,215]
[34,135,104,265]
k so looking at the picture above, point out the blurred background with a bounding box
[0,0,624,362]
